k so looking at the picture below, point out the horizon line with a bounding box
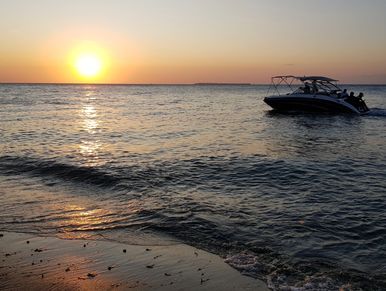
[0,82,385,86]
[0,82,255,86]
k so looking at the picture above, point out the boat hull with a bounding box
[263,95,366,114]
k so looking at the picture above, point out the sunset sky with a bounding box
[1,0,386,84]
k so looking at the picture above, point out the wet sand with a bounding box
[0,232,269,290]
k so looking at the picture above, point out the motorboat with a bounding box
[264,76,369,114]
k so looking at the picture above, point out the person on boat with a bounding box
[340,89,349,98]
[347,92,363,109]
[356,92,369,111]
[346,91,357,104]
[303,82,311,94]
[312,80,318,94]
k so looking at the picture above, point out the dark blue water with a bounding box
[1,84,386,290]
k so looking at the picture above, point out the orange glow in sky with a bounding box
[0,1,386,84]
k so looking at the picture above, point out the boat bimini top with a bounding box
[268,75,342,96]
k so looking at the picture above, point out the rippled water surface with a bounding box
[1,84,386,290]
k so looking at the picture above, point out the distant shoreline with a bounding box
[194,83,252,86]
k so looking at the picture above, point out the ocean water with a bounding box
[1,84,386,290]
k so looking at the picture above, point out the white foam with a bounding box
[224,252,263,277]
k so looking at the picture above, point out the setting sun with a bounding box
[75,54,102,78]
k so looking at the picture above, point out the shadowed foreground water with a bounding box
[1,84,386,290]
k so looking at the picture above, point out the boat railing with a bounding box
[266,75,300,96]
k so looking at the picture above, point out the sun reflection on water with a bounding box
[56,200,143,240]
[78,94,104,166]
[82,104,99,133]
[79,140,101,156]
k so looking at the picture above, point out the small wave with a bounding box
[266,274,351,291]
[0,98,35,105]
[225,252,265,278]
[366,108,386,117]
[0,156,120,188]
[43,100,71,105]
[131,91,154,96]
[225,251,386,290]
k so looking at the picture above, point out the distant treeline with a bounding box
[194,83,252,86]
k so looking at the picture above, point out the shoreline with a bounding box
[0,231,269,290]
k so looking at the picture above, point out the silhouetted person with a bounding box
[356,92,368,111]
[340,89,348,98]
[347,92,363,109]
[303,82,311,94]
[346,91,357,106]
[312,80,318,94]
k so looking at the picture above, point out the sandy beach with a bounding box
[0,232,269,291]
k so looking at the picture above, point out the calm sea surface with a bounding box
[1,84,386,290]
